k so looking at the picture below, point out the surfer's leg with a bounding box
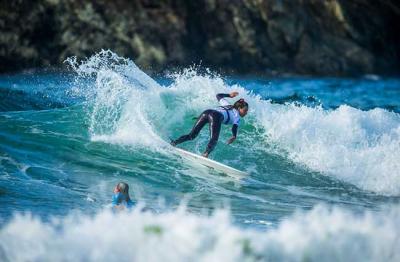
[204,111,223,154]
[172,110,210,146]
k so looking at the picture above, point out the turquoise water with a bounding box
[1,51,399,261]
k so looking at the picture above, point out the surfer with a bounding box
[171,92,248,157]
[112,182,134,211]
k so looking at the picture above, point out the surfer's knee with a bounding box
[188,131,199,140]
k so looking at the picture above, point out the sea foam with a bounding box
[256,102,400,196]
[1,205,399,261]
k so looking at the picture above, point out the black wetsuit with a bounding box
[172,109,224,154]
[171,93,240,155]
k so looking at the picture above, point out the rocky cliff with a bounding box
[1,0,399,76]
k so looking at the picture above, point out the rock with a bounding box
[0,0,399,76]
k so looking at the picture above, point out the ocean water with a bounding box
[0,50,399,261]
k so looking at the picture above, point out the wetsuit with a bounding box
[171,93,241,154]
[112,192,134,209]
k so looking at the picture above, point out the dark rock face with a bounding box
[1,0,399,76]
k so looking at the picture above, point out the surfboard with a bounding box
[174,147,247,179]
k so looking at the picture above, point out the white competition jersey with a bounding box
[215,97,241,125]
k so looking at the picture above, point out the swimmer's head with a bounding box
[114,182,131,202]
[116,182,129,195]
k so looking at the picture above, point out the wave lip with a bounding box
[1,205,399,261]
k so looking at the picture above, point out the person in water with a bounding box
[112,182,134,211]
[171,92,248,157]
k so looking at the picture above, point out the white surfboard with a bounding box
[174,147,247,179]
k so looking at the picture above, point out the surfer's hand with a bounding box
[227,136,236,144]
[229,91,239,98]
[202,152,209,158]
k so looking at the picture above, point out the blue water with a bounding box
[1,51,399,261]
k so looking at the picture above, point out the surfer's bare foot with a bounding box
[170,140,176,146]
[202,152,209,158]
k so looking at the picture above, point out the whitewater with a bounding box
[0,50,399,261]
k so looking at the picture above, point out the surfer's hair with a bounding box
[233,98,248,110]
[117,182,131,201]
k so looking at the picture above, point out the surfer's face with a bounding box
[239,107,248,117]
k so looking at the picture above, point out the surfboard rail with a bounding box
[173,147,247,179]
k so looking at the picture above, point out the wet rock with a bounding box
[0,0,399,76]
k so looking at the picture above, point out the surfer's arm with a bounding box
[216,93,230,106]
[216,93,230,101]
[227,124,238,144]
[216,92,239,106]
[232,124,238,137]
